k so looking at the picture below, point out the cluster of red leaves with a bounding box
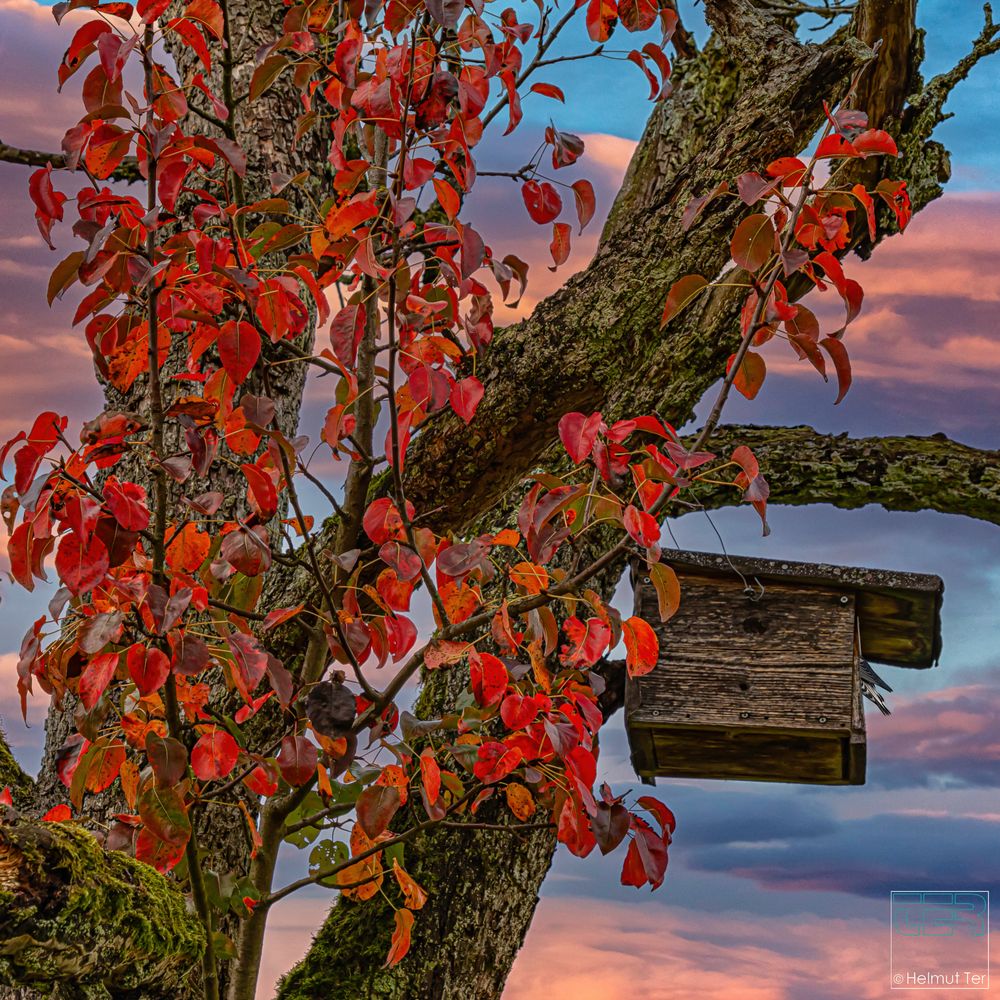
[4,0,696,971]
[663,103,910,413]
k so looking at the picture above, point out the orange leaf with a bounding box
[510,561,548,595]
[166,522,210,573]
[506,782,536,821]
[392,859,428,910]
[384,908,415,968]
[622,616,658,678]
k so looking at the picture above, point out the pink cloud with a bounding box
[504,897,994,1000]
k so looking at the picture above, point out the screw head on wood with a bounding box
[840,595,849,604]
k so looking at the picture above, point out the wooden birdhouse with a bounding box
[625,551,944,786]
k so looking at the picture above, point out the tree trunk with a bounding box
[1,0,998,996]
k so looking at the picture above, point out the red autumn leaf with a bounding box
[731,213,775,272]
[277,733,318,786]
[135,826,187,873]
[29,165,67,249]
[242,463,278,521]
[363,497,405,545]
[245,762,279,797]
[766,156,808,186]
[530,82,565,102]
[226,632,269,703]
[500,692,544,730]
[586,0,617,42]
[521,180,562,224]
[432,177,461,220]
[557,795,596,857]
[558,411,602,464]
[852,184,877,241]
[329,303,366,367]
[571,179,596,233]
[852,129,898,157]
[619,835,646,887]
[660,274,708,327]
[103,477,150,531]
[450,376,484,424]
[470,651,508,708]
[420,749,441,805]
[473,742,523,784]
[623,504,659,547]
[815,133,859,158]
[637,794,677,838]
[727,350,767,400]
[820,336,852,404]
[191,728,240,781]
[43,804,72,822]
[632,820,669,887]
[549,222,572,268]
[618,0,656,31]
[559,616,612,669]
[56,532,109,595]
[622,615,658,677]
[127,643,171,697]
[79,652,118,710]
[217,320,260,384]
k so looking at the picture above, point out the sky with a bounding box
[1,0,999,997]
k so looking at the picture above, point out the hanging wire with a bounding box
[698,504,766,602]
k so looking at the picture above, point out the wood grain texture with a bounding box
[636,573,857,667]
[629,660,855,731]
[634,549,944,668]
[627,565,868,785]
[633,725,862,785]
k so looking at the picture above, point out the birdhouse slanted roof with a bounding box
[655,550,944,668]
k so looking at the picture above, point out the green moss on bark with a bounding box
[0,819,204,996]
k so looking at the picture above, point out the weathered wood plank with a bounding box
[636,573,856,666]
[630,660,855,731]
[634,550,944,668]
[631,725,862,784]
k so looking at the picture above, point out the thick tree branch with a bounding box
[0,140,141,183]
[692,425,1000,524]
[0,815,204,995]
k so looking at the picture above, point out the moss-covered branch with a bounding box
[693,425,1000,524]
[0,816,204,996]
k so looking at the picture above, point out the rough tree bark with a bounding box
[0,0,998,997]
